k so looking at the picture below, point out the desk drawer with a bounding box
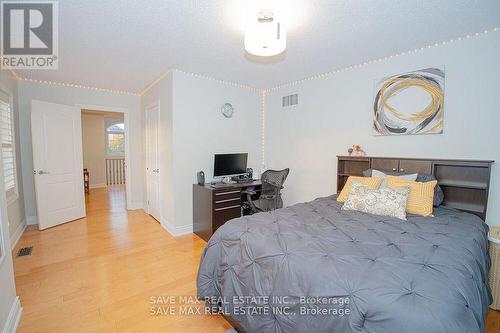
[213,205,241,232]
[214,196,241,209]
[213,189,241,201]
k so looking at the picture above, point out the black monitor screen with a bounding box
[214,153,248,177]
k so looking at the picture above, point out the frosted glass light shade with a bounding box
[244,15,286,57]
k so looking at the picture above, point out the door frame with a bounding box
[144,101,160,220]
[76,104,132,210]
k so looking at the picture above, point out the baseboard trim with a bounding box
[10,219,26,250]
[127,201,143,210]
[2,296,22,333]
[26,216,38,226]
[160,218,193,237]
[89,183,107,189]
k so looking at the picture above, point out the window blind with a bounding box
[0,91,16,195]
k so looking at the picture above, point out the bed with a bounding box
[197,157,493,333]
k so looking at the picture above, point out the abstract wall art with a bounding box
[373,67,445,135]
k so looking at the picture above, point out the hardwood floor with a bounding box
[12,185,230,332]
[11,185,500,332]
[489,309,500,333]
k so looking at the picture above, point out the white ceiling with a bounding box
[16,0,500,93]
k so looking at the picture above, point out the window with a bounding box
[106,122,125,156]
[0,90,17,202]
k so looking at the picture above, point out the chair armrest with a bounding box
[242,189,257,196]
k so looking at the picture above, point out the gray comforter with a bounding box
[197,195,491,333]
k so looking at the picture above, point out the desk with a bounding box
[193,181,262,242]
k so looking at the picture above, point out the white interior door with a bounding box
[146,104,160,221]
[31,100,86,230]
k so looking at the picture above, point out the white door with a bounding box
[31,100,86,230]
[145,104,160,221]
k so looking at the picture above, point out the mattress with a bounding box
[197,195,491,333]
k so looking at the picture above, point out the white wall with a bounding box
[0,72,26,246]
[81,113,125,187]
[82,113,106,187]
[0,71,21,333]
[172,71,261,231]
[141,71,261,235]
[265,32,500,226]
[17,80,143,221]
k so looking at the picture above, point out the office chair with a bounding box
[242,168,290,214]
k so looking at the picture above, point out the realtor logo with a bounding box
[1,1,58,69]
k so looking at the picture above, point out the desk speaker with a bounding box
[197,171,205,185]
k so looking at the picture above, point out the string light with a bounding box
[4,26,496,179]
[18,77,139,95]
[261,90,266,169]
[264,26,499,92]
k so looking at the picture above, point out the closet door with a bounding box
[145,104,160,222]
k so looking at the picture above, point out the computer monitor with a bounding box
[214,153,248,177]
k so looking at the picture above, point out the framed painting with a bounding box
[373,67,445,135]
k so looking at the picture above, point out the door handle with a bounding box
[38,170,50,175]
[392,168,397,171]
[400,168,405,172]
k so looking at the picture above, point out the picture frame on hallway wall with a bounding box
[373,67,445,136]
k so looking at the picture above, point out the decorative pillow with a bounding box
[342,183,411,220]
[416,174,444,206]
[386,176,437,217]
[371,169,417,188]
[337,176,383,203]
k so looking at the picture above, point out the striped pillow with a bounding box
[386,176,437,217]
[337,176,383,203]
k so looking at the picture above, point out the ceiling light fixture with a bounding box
[244,9,286,57]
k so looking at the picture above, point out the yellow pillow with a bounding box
[337,176,382,202]
[386,176,437,217]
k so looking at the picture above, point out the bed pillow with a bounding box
[363,168,401,177]
[364,169,444,206]
[371,169,418,188]
[337,176,383,203]
[342,183,411,220]
[386,176,437,217]
[416,174,444,206]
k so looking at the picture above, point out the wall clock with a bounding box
[221,103,234,118]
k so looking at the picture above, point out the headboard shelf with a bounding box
[337,156,494,220]
[437,180,488,190]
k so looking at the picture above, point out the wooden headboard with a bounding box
[337,156,494,220]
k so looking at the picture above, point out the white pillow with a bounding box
[372,169,417,188]
[342,183,411,220]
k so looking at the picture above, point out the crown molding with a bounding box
[8,69,20,80]
[138,69,173,96]
[172,69,262,93]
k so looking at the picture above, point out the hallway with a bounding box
[12,186,230,332]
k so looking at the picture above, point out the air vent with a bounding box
[282,94,298,107]
[17,246,33,257]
